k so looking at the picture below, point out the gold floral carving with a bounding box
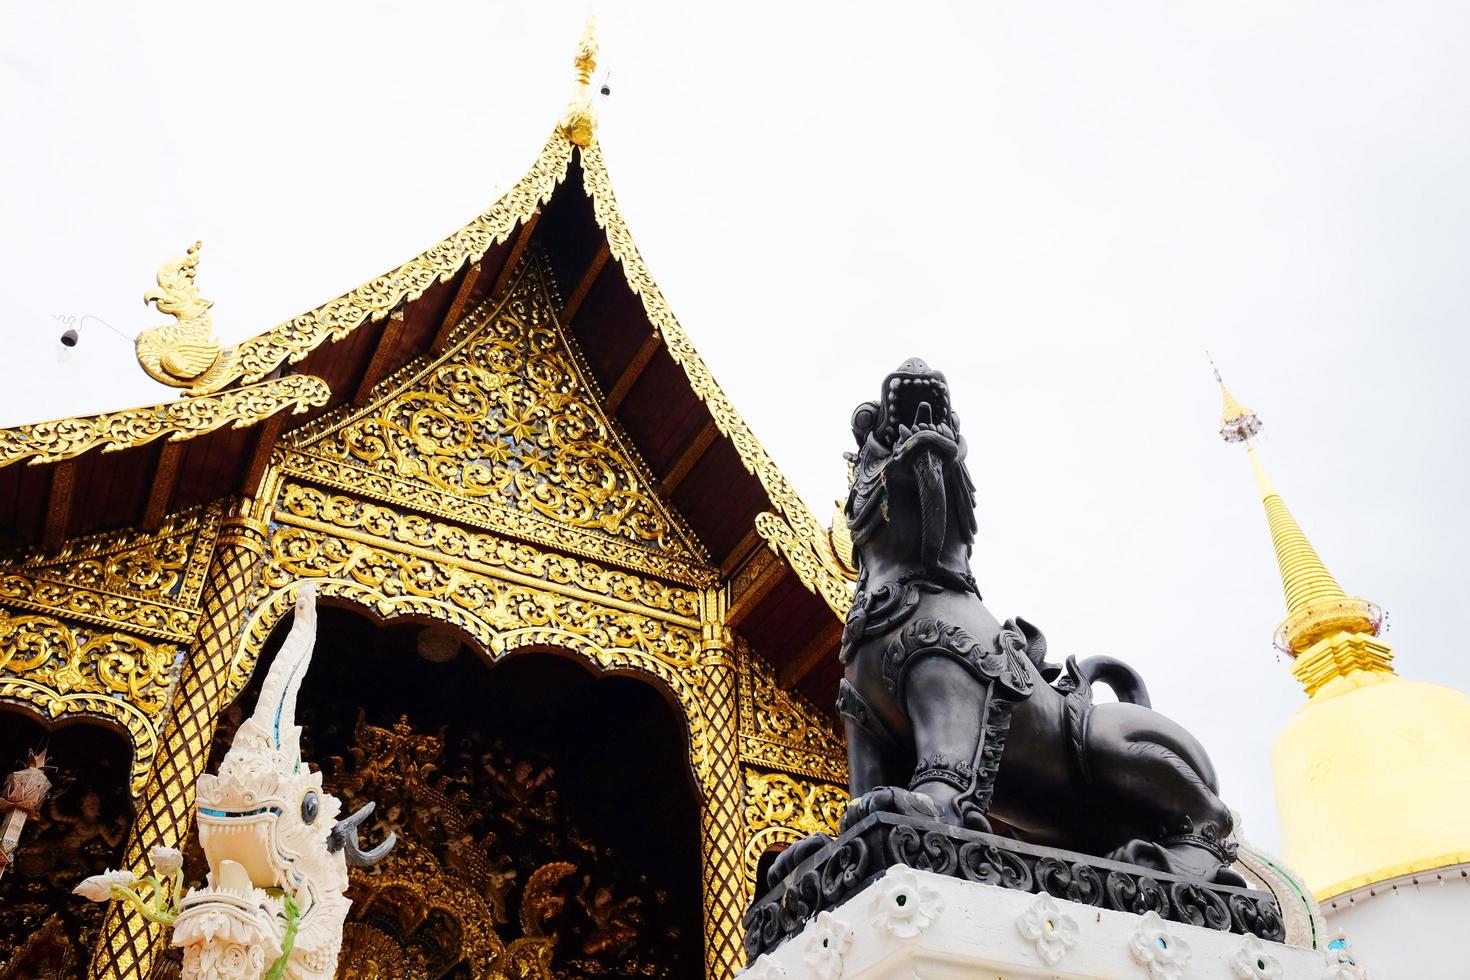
[236,539,715,792]
[0,506,221,642]
[274,483,700,620]
[754,512,854,618]
[741,769,847,897]
[0,375,330,468]
[577,139,852,620]
[211,134,574,392]
[736,640,847,784]
[281,254,707,581]
[0,608,178,794]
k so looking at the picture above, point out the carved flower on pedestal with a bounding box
[72,868,137,902]
[1015,892,1079,965]
[1231,935,1284,979]
[803,910,854,980]
[870,864,945,940]
[738,954,788,979]
[149,845,184,876]
[1128,910,1192,980]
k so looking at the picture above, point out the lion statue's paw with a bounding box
[1109,838,1248,887]
[840,786,941,833]
[763,832,832,895]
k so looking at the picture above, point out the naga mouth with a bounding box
[883,373,956,454]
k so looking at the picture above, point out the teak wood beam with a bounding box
[354,310,407,405]
[659,419,717,498]
[560,243,610,325]
[779,619,845,690]
[141,441,185,532]
[727,546,784,628]
[605,334,662,415]
[241,412,288,499]
[43,461,76,551]
[432,260,482,354]
[490,212,541,299]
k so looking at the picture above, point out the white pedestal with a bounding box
[743,866,1345,979]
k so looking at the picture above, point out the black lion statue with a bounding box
[770,358,1244,891]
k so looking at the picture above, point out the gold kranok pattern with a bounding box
[282,254,708,582]
[742,769,848,900]
[0,609,178,794]
[578,138,853,621]
[736,639,848,784]
[0,505,221,642]
[0,375,329,468]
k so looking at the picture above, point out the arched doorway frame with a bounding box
[227,576,716,794]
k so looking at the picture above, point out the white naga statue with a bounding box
[77,584,394,979]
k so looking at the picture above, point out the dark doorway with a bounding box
[206,604,702,978]
[0,709,134,978]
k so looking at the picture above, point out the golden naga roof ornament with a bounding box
[135,241,239,395]
[559,14,600,147]
[1211,359,1386,672]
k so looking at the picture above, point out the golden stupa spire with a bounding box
[559,14,600,147]
[1211,358,1390,694]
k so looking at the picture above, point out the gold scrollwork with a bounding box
[741,769,848,897]
[282,254,706,576]
[215,133,575,392]
[577,139,853,620]
[737,640,847,784]
[0,506,222,641]
[0,375,330,468]
[0,608,177,794]
[234,564,716,794]
[275,482,700,620]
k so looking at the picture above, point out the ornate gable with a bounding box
[282,254,707,580]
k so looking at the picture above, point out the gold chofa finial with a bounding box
[135,242,239,395]
[560,14,599,147]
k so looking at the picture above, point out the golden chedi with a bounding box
[1217,369,1470,977]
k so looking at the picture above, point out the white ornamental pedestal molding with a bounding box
[742,868,1337,980]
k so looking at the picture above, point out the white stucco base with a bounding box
[742,866,1348,979]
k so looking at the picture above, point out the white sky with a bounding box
[4,2,1469,857]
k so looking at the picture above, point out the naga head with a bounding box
[177,584,394,979]
[846,358,978,575]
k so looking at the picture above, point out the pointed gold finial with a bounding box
[135,242,239,395]
[1212,358,1387,687]
[1209,352,1262,443]
[560,14,599,147]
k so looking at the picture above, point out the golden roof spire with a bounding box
[1212,361,1385,677]
[560,14,599,148]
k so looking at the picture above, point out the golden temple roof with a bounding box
[0,22,851,632]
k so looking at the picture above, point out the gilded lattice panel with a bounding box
[0,607,180,794]
[279,254,708,581]
[0,506,221,642]
[736,639,847,784]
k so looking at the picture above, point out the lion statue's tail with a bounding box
[1073,656,1151,708]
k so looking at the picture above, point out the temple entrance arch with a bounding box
[208,593,703,978]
